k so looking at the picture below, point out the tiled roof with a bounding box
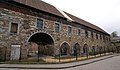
[8,0,108,34]
[64,12,107,34]
[11,0,65,18]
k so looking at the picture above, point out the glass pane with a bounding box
[55,23,60,32]
[78,29,80,35]
[37,19,43,29]
[68,26,72,35]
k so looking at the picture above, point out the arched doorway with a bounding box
[92,46,95,55]
[60,42,70,56]
[28,32,54,56]
[83,44,89,57]
[73,43,80,56]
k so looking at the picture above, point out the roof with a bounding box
[6,0,109,35]
[11,0,65,18]
[64,12,108,34]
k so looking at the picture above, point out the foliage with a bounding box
[115,42,120,47]
[111,31,118,37]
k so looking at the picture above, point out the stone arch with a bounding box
[96,45,99,54]
[83,44,88,54]
[101,46,104,53]
[60,42,70,56]
[28,32,54,45]
[28,32,55,56]
[73,43,81,56]
[27,31,55,44]
[91,46,96,55]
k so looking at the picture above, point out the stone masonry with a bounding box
[0,0,111,60]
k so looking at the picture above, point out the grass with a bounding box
[0,53,113,64]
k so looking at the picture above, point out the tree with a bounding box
[111,31,118,37]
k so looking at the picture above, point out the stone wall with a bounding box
[0,8,111,60]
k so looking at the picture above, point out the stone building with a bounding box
[0,0,111,60]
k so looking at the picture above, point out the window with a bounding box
[88,31,91,38]
[103,35,105,40]
[10,23,18,34]
[96,34,98,39]
[54,23,60,33]
[85,30,88,38]
[78,29,81,35]
[97,34,100,39]
[100,34,102,40]
[0,28,2,33]
[68,26,72,35]
[37,19,43,29]
[91,32,93,38]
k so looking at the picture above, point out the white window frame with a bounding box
[9,21,20,35]
[54,22,61,33]
[36,18,44,29]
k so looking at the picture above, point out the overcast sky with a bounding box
[43,0,120,35]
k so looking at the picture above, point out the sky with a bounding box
[42,0,120,35]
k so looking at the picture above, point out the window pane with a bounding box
[85,30,88,38]
[91,32,93,38]
[55,23,60,32]
[68,26,72,35]
[96,34,98,39]
[10,23,18,33]
[78,29,80,35]
[37,19,43,29]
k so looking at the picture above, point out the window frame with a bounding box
[9,21,20,35]
[77,28,81,36]
[54,22,61,33]
[36,18,44,29]
[67,25,72,35]
[85,30,88,38]
[96,33,99,39]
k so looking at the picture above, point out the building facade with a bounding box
[0,0,111,61]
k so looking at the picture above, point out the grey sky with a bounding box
[42,0,120,35]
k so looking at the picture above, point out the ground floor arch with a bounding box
[28,32,54,56]
[60,42,70,56]
[83,44,88,54]
[91,46,96,56]
[73,43,81,56]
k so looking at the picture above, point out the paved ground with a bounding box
[65,55,120,70]
[0,54,120,70]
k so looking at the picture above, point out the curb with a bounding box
[0,54,118,69]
